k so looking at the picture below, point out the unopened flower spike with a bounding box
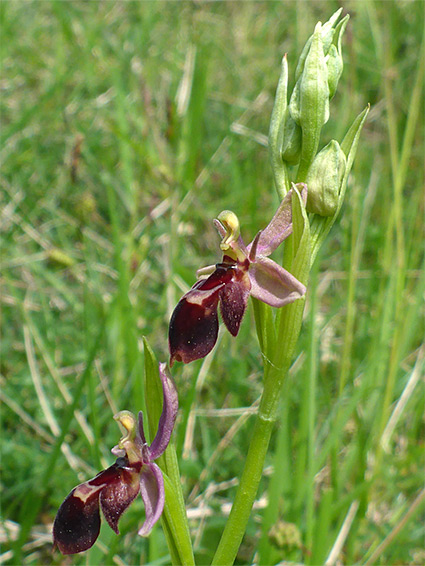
[53,363,178,555]
[168,184,308,365]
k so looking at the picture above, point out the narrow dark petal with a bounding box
[169,266,233,365]
[247,184,307,258]
[255,189,293,256]
[99,460,141,534]
[53,483,103,555]
[137,411,147,445]
[148,363,179,460]
[219,278,250,337]
[138,462,165,537]
[248,230,262,262]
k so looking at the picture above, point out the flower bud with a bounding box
[326,15,349,98]
[289,23,330,177]
[289,24,330,126]
[306,140,346,216]
[294,8,343,82]
[281,108,302,164]
[326,44,342,99]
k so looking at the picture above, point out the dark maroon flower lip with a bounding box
[168,184,308,365]
[168,263,235,366]
[53,364,177,555]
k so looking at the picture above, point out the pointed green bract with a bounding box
[290,184,311,286]
[268,54,291,197]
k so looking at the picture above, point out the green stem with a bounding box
[305,258,319,554]
[211,359,292,566]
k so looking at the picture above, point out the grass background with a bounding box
[1,1,424,564]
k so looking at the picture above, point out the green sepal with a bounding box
[143,337,162,443]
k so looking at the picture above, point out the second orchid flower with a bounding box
[53,363,178,555]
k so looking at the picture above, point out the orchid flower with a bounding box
[169,183,307,366]
[53,363,178,555]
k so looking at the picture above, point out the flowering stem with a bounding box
[213,200,311,565]
[210,371,286,566]
[212,301,305,566]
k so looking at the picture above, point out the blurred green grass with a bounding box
[1,1,424,565]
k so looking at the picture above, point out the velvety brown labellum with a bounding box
[53,486,102,555]
[53,458,140,555]
[169,264,234,365]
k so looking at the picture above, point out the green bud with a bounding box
[290,24,330,126]
[309,105,369,264]
[326,44,342,99]
[281,108,302,164]
[301,23,330,125]
[320,7,344,54]
[327,15,349,98]
[306,140,346,216]
[290,23,330,179]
